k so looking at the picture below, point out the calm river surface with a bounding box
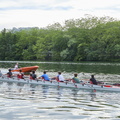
[0,61,120,120]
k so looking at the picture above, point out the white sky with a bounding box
[0,0,120,30]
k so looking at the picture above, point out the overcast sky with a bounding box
[0,0,120,30]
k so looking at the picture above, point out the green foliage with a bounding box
[0,15,120,61]
[0,28,17,60]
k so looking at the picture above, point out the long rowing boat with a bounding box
[0,76,120,92]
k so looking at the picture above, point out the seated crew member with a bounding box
[17,70,24,79]
[57,72,65,82]
[30,71,37,80]
[39,71,50,81]
[72,73,81,83]
[7,69,12,78]
[90,75,97,85]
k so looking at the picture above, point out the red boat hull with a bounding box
[11,66,39,72]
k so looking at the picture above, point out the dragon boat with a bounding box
[0,76,120,92]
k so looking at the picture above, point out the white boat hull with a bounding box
[0,76,120,92]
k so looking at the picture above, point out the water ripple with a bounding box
[0,82,120,120]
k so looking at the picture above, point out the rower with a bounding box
[38,71,50,81]
[56,72,65,82]
[17,70,24,79]
[30,71,37,80]
[90,75,97,85]
[72,73,81,83]
[7,69,12,78]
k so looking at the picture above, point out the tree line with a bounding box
[0,15,120,61]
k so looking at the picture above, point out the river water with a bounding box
[0,61,120,120]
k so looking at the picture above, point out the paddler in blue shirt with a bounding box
[39,71,50,81]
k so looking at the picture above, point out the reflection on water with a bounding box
[42,85,49,98]
[1,82,120,120]
[89,91,96,101]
